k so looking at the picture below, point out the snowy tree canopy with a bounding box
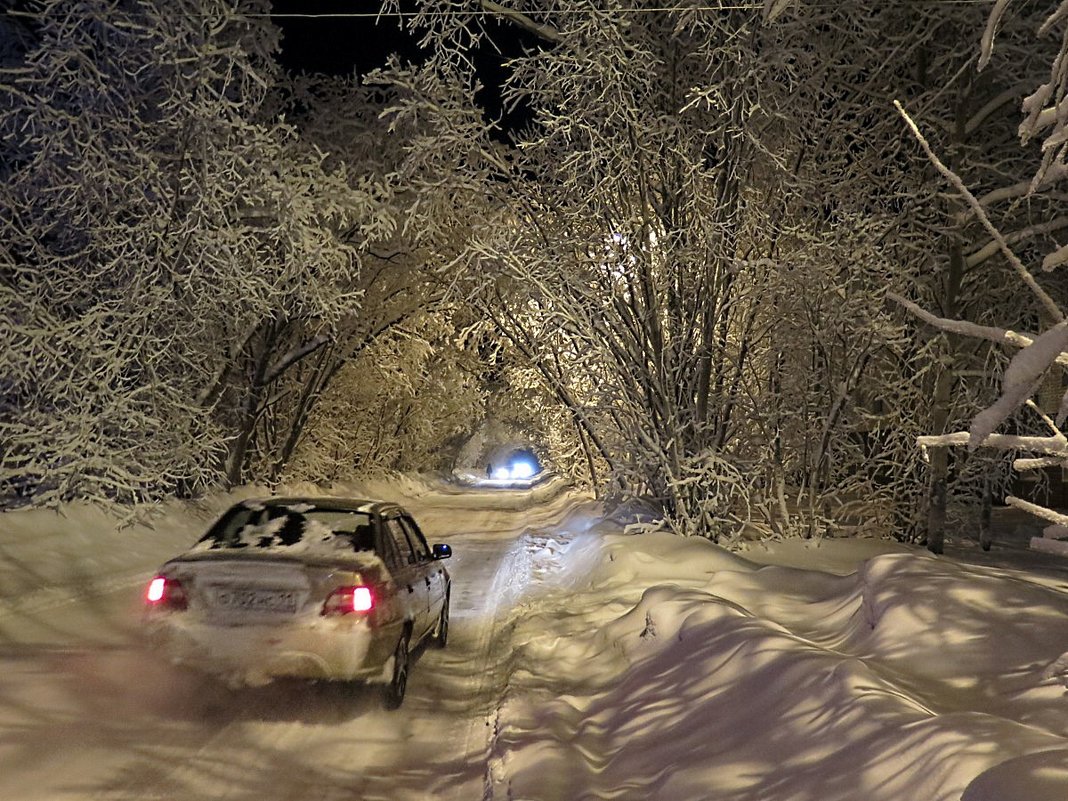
[3,0,1068,551]
[366,1,1062,543]
[0,1,384,505]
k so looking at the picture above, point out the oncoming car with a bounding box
[143,497,451,709]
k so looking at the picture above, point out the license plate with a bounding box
[213,587,298,614]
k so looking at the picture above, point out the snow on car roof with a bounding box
[194,506,382,560]
[240,497,393,515]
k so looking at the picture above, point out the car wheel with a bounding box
[433,595,449,648]
[383,630,410,710]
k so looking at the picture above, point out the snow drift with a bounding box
[495,528,1068,801]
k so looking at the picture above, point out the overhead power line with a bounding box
[263,1,999,18]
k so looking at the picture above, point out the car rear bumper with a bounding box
[145,615,393,686]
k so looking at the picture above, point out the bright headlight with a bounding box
[509,460,536,479]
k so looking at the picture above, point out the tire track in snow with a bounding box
[480,526,582,801]
[476,531,535,801]
[420,491,596,801]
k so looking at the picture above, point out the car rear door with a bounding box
[401,515,447,628]
[382,515,432,638]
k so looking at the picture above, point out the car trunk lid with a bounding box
[165,550,388,624]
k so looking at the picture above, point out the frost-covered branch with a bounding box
[886,292,1065,362]
[479,1,563,44]
[894,100,1064,323]
[965,216,1068,269]
[918,431,1068,454]
[263,334,332,386]
[1005,495,1068,525]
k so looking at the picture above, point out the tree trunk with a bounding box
[225,322,279,487]
[978,478,994,551]
[925,237,965,554]
[926,474,947,554]
[270,347,333,483]
[574,418,599,495]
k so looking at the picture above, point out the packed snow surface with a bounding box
[1,474,1068,800]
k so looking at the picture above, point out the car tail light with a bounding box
[321,585,374,616]
[145,576,188,610]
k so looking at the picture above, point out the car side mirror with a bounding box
[432,543,452,560]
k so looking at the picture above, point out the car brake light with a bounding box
[322,585,374,616]
[145,576,188,610]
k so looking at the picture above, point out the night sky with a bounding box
[270,0,537,134]
[270,0,426,77]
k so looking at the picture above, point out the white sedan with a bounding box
[143,497,452,708]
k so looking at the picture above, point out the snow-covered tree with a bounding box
[241,73,493,486]
[0,0,367,506]
[757,0,1055,550]
[377,1,1061,544]
[374,3,837,537]
[890,1,1068,550]
[285,307,487,482]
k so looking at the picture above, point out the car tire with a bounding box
[383,630,410,710]
[432,595,449,648]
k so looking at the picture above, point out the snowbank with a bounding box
[496,529,1068,801]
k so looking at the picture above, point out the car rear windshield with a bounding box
[195,503,376,555]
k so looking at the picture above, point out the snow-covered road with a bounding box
[5,478,1068,801]
[0,478,598,801]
